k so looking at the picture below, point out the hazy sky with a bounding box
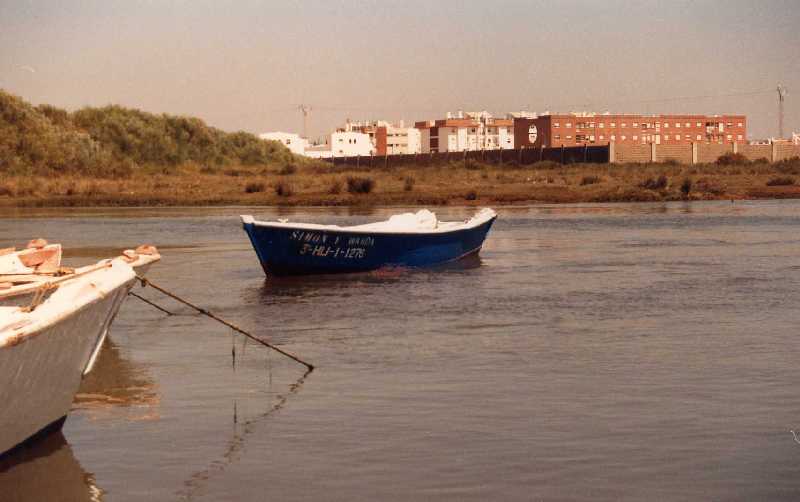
[1,0,798,139]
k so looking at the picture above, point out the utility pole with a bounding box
[298,104,312,139]
[777,85,787,139]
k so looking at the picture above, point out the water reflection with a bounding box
[176,365,311,501]
[73,338,160,421]
[0,432,104,502]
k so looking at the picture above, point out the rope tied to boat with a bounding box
[134,275,314,372]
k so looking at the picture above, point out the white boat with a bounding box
[0,243,160,456]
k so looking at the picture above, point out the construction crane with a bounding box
[777,85,787,139]
[298,104,312,139]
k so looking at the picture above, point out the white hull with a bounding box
[0,248,159,456]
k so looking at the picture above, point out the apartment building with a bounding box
[347,120,422,155]
[415,111,514,153]
[258,131,308,155]
[513,113,747,148]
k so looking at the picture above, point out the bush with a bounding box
[346,176,375,194]
[464,159,482,170]
[680,178,692,196]
[766,176,795,186]
[774,157,800,175]
[716,152,749,165]
[274,181,293,197]
[244,181,265,193]
[278,164,297,175]
[403,176,415,192]
[640,174,668,190]
[531,160,561,170]
[580,175,601,186]
[465,190,477,200]
[328,179,342,195]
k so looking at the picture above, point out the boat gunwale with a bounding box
[241,210,497,236]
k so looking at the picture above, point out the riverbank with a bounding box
[2,158,800,207]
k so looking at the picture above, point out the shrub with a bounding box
[346,176,375,194]
[328,179,342,194]
[244,181,265,193]
[274,181,293,197]
[580,175,601,186]
[662,158,680,166]
[680,178,692,196]
[775,157,800,175]
[753,157,770,165]
[716,152,749,165]
[531,160,561,170]
[640,174,668,190]
[465,190,477,200]
[766,176,795,186]
[464,159,482,170]
[278,164,297,175]
[403,176,415,192]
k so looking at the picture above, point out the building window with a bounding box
[621,135,626,140]
[621,123,627,127]
[664,123,669,128]
[726,134,732,140]
[610,122,616,127]
[664,135,670,140]
[737,122,743,127]
[599,123,605,128]
[610,134,616,140]
[684,123,690,128]
[633,135,638,140]
[554,134,561,140]
[566,135,573,139]
[599,135,604,140]
[576,134,586,142]
[696,135,701,140]
[696,122,702,127]
[737,134,743,140]
[589,135,595,142]
[676,123,681,128]
[554,122,560,128]
[633,122,639,127]
[565,122,572,128]
[684,135,690,139]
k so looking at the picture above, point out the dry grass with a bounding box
[2,158,800,207]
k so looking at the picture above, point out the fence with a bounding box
[324,142,800,168]
[613,142,800,164]
[326,145,609,168]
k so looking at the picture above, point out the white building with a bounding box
[303,130,374,158]
[258,132,308,156]
[415,111,514,153]
[343,120,422,155]
[793,132,800,145]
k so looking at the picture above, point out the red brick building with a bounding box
[514,114,747,148]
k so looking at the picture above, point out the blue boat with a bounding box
[241,208,497,276]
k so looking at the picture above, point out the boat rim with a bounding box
[241,208,497,235]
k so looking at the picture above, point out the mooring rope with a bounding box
[133,274,314,372]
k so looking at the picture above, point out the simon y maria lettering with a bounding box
[290,230,375,260]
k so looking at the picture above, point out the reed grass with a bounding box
[2,157,800,207]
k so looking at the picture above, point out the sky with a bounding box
[1,0,798,140]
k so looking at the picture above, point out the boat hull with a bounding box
[0,270,136,456]
[242,216,496,276]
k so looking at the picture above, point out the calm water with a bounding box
[2,201,800,501]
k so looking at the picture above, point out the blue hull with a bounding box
[242,216,496,276]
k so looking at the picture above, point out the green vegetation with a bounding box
[0,89,296,178]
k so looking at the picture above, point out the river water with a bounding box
[1,201,800,501]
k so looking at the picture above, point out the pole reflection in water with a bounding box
[176,344,311,501]
[73,337,160,421]
[0,432,104,502]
